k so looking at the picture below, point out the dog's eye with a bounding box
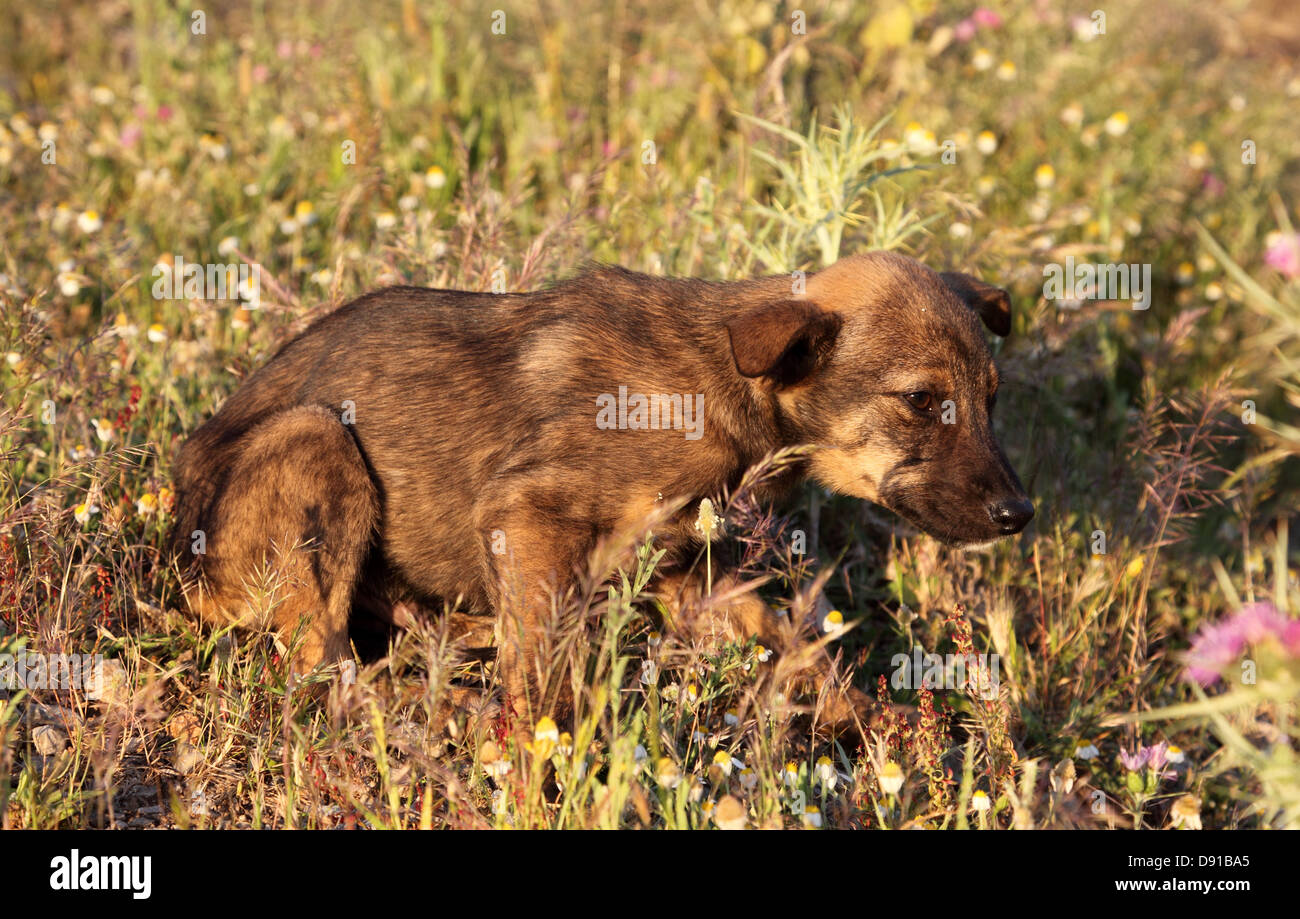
[904,391,933,412]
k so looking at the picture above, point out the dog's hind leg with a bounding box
[178,405,377,679]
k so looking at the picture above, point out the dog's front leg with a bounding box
[482,503,587,732]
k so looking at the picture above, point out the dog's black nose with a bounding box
[988,498,1035,534]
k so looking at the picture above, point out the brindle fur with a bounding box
[170,251,1032,726]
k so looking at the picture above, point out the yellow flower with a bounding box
[801,805,822,828]
[137,493,158,518]
[879,761,905,795]
[1170,794,1202,830]
[821,609,845,636]
[1034,164,1056,189]
[74,501,99,524]
[724,708,740,726]
[715,794,748,830]
[1104,111,1129,136]
[1176,262,1196,285]
[783,761,799,787]
[1124,556,1145,581]
[1204,281,1224,301]
[976,175,996,197]
[1059,103,1084,128]
[975,130,997,155]
[971,789,991,812]
[995,60,1016,81]
[1187,141,1209,170]
[656,757,682,789]
[147,323,167,343]
[972,48,994,71]
[527,716,560,758]
[712,750,734,777]
[1074,738,1100,760]
[294,200,317,225]
[93,418,116,443]
[76,209,103,234]
[425,165,447,189]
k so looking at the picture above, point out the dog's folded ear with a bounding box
[726,300,842,386]
[939,271,1012,337]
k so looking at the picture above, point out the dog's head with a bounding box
[726,251,1033,547]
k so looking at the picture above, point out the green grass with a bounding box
[0,0,1298,829]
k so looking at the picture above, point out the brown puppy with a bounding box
[169,251,1032,724]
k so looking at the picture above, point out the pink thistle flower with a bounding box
[1264,232,1300,279]
[954,18,977,42]
[1184,602,1298,685]
[972,7,1003,28]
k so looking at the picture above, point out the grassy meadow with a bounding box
[1,0,1299,830]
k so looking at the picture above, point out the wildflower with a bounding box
[975,130,997,155]
[557,732,573,757]
[375,212,397,230]
[815,755,837,791]
[1175,261,1196,285]
[694,497,719,539]
[217,236,240,257]
[77,209,103,234]
[685,683,699,703]
[656,757,682,789]
[57,271,81,298]
[74,502,100,524]
[949,222,971,240]
[68,443,95,461]
[425,165,447,189]
[995,60,1016,81]
[1118,746,1148,772]
[879,761,904,795]
[739,766,757,790]
[137,493,158,518]
[1050,759,1076,795]
[972,48,994,71]
[1034,163,1055,189]
[1074,739,1100,760]
[1123,556,1144,581]
[971,7,1002,28]
[801,805,822,828]
[311,268,333,288]
[970,789,991,812]
[159,487,174,511]
[1204,281,1224,301]
[1263,231,1300,279]
[821,609,845,637]
[231,308,252,330]
[90,86,116,105]
[783,762,799,787]
[1184,601,1300,686]
[634,744,648,769]
[640,659,658,684]
[700,799,716,822]
[724,708,740,727]
[480,739,512,778]
[754,644,771,663]
[147,323,168,343]
[976,176,996,197]
[715,794,748,830]
[527,716,559,758]
[1166,744,1185,764]
[294,201,317,226]
[1104,111,1129,136]
[1186,141,1209,170]
[93,418,116,443]
[1170,794,1202,830]
[712,750,734,777]
[1059,103,1084,128]
[647,630,662,648]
